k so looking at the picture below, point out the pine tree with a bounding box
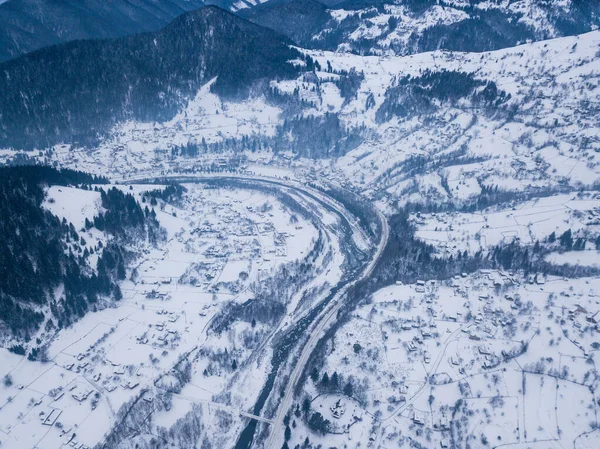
[113,285,123,301]
[344,382,353,397]
[310,367,319,383]
[331,372,339,390]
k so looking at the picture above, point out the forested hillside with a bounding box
[0,166,160,347]
[375,70,508,122]
[0,6,305,149]
[238,0,331,46]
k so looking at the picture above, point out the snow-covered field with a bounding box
[290,270,600,449]
[413,191,600,255]
[546,250,600,267]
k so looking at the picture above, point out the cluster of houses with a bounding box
[410,407,451,448]
[136,314,181,347]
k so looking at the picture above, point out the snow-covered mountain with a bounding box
[308,30,600,206]
[242,0,600,55]
[0,6,307,149]
[1,2,598,222]
[7,25,596,208]
[3,0,596,64]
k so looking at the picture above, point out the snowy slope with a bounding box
[304,30,600,206]
[243,0,600,55]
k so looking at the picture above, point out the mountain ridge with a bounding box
[0,5,304,149]
[0,0,209,62]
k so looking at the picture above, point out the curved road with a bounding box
[264,196,388,449]
[119,172,389,449]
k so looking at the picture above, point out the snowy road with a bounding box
[263,196,388,449]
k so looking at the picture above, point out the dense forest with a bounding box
[376,70,508,123]
[272,113,367,158]
[369,208,599,291]
[0,0,205,62]
[406,8,533,54]
[92,187,163,243]
[0,167,105,341]
[142,183,187,205]
[238,0,331,49]
[0,166,161,347]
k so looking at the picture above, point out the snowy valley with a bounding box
[0,1,600,449]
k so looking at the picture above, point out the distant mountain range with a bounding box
[3,0,597,63]
[0,0,209,62]
[1,0,599,151]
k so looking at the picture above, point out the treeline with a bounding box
[0,165,108,188]
[406,8,534,54]
[169,113,368,159]
[370,210,600,290]
[375,145,486,187]
[170,139,258,158]
[368,211,479,289]
[142,183,186,205]
[547,228,599,252]
[57,243,127,328]
[488,229,599,278]
[309,368,361,399]
[273,113,367,158]
[460,184,571,213]
[376,70,508,123]
[89,187,163,243]
[401,184,577,215]
[210,298,286,334]
[267,84,318,113]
